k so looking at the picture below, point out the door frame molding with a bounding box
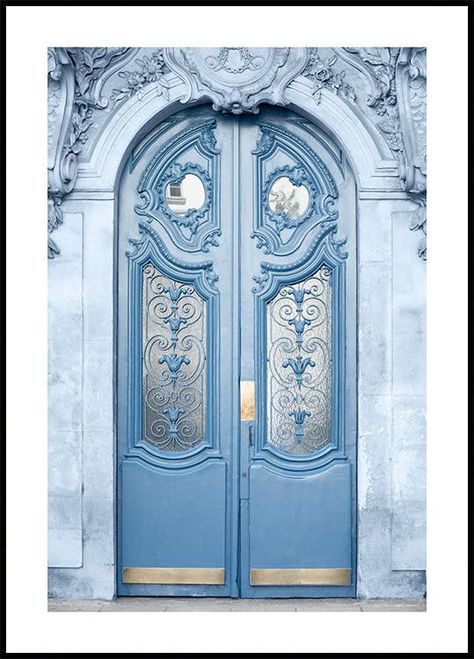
[65,73,413,598]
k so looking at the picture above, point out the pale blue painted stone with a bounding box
[47,50,426,600]
[48,197,116,598]
[358,200,393,265]
[358,263,392,396]
[48,495,82,568]
[390,211,426,571]
[83,204,114,341]
[357,395,392,511]
[83,339,113,432]
[48,213,84,569]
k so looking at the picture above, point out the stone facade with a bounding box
[48,47,426,599]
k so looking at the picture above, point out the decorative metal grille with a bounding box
[266,266,332,454]
[142,263,206,451]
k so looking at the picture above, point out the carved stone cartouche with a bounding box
[48,46,427,260]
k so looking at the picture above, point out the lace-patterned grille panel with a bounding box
[142,264,206,451]
[266,266,332,454]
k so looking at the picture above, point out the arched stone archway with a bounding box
[48,47,426,599]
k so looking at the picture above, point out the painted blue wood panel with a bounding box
[248,463,351,569]
[121,460,226,568]
[117,105,356,598]
[117,107,238,597]
[238,108,356,598]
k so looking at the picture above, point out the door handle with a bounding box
[248,423,253,447]
[240,381,255,420]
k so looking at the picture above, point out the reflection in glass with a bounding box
[266,266,332,455]
[165,173,205,216]
[268,177,310,220]
[142,263,206,452]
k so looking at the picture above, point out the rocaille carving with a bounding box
[338,47,427,258]
[47,47,134,258]
[48,47,426,260]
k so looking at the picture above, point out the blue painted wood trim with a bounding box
[125,221,221,470]
[252,228,348,473]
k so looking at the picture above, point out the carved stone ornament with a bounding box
[395,47,427,259]
[47,47,135,257]
[163,47,309,114]
[48,48,76,258]
[338,47,427,258]
[48,46,426,260]
[302,48,356,104]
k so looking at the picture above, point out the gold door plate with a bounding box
[250,568,351,586]
[123,567,225,585]
[240,381,255,420]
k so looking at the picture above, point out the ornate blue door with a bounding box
[117,105,356,597]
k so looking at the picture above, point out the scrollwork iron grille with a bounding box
[142,264,206,451]
[266,266,333,454]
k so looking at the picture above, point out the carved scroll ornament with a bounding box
[48,46,426,259]
[163,47,309,114]
[337,46,427,258]
[47,47,133,257]
[395,47,427,259]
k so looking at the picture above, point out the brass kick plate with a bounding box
[250,568,351,586]
[240,381,255,420]
[123,567,225,585]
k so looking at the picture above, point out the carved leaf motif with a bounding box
[302,48,356,104]
[345,46,398,108]
[67,47,131,107]
[48,48,64,81]
[157,77,171,101]
[82,49,96,70]
[409,202,426,231]
[356,47,388,66]
[377,116,396,134]
[110,49,169,105]
[48,46,426,262]
[48,47,134,258]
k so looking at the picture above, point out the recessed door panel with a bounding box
[117,105,356,597]
[237,109,356,597]
[249,464,352,569]
[121,461,226,576]
[117,108,238,596]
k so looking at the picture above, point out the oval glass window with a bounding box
[268,177,310,220]
[165,173,206,215]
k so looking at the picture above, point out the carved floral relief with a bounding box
[47,46,426,259]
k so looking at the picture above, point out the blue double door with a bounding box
[117,106,356,597]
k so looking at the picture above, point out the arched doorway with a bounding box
[116,104,357,597]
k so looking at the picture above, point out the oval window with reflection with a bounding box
[165,173,206,216]
[269,177,310,221]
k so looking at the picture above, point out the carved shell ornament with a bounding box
[165,47,306,115]
[205,48,265,74]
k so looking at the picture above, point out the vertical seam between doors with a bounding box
[232,118,242,596]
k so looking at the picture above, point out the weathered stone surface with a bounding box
[48,597,426,612]
[48,47,426,600]
[48,481,82,569]
[358,263,392,396]
[358,395,392,511]
[82,202,114,341]
[48,213,83,568]
[390,210,426,570]
[83,340,113,432]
